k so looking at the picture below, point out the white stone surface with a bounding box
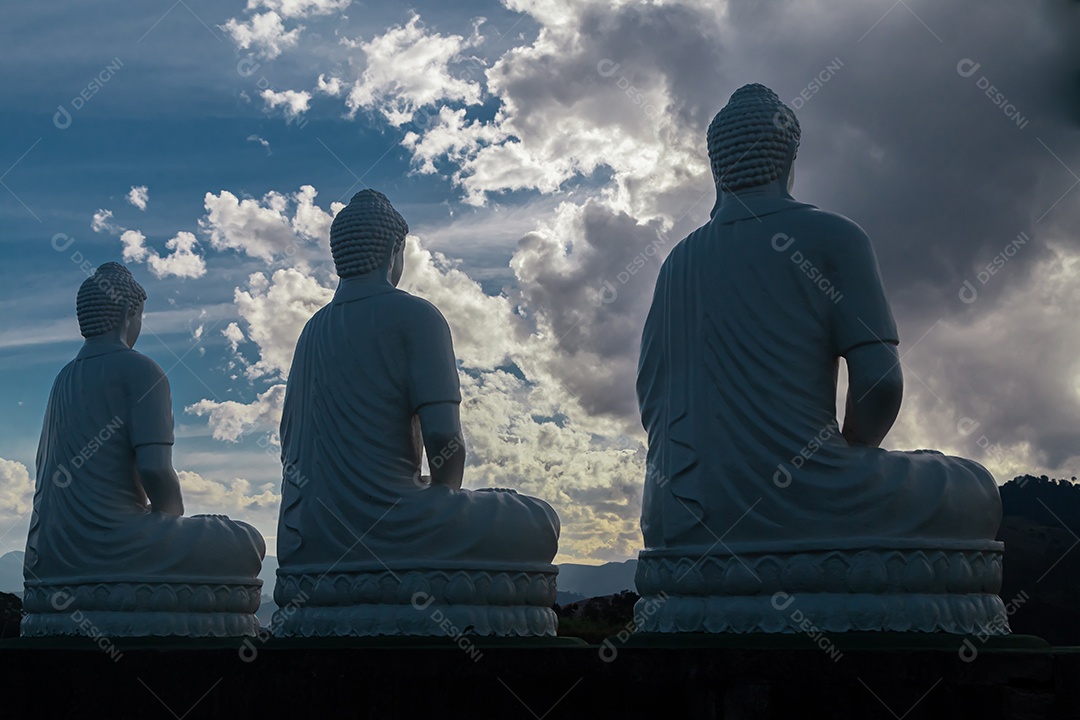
[273,191,560,636]
[634,84,1008,633]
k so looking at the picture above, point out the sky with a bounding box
[1,0,1079,565]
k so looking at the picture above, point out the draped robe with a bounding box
[276,279,558,573]
[637,191,1001,550]
[25,342,264,585]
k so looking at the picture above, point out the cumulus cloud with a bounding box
[315,73,344,96]
[232,268,334,380]
[223,322,246,352]
[221,11,301,60]
[509,199,670,423]
[94,212,207,279]
[399,236,520,369]
[121,228,206,279]
[342,13,483,126]
[91,208,119,233]
[145,232,207,279]
[127,185,149,210]
[260,88,311,122]
[402,106,504,176]
[187,384,288,443]
[200,185,342,265]
[119,229,148,262]
[178,470,279,515]
[0,457,33,521]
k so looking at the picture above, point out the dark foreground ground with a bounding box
[0,633,1076,719]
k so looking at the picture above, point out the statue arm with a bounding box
[842,341,903,448]
[821,213,902,447]
[134,444,184,516]
[418,402,465,490]
[127,354,182,513]
[403,298,465,489]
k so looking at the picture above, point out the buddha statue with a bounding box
[272,189,560,637]
[21,262,265,637]
[633,84,1008,634]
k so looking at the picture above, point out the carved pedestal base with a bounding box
[20,580,263,637]
[634,541,1009,634]
[272,563,558,637]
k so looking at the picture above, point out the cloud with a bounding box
[200,185,341,265]
[127,185,149,210]
[120,229,148,262]
[402,106,504,176]
[186,384,288,443]
[399,236,520,369]
[223,0,351,60]
[232,268,334,380]
[342,13,483,126]
[315,73,344,96]
[509,198,670,423]
[94,212,207,279]
[145,231,207,279]
[0,457,33,521]
[122,229,206,279]
[177,470,279,515]
[260,88,311,122]
[221,10,301,60]
[223,322,245,352]
[291,185,345,242]
[358,2,714,210]
[244,0,350,19]
[247,134,272,155]
[91,208,119,233]
[880,239,1080,481]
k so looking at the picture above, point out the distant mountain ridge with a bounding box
[0,551,22,596]
[556,560,637,598]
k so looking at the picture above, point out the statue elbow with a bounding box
[881,366,904,400]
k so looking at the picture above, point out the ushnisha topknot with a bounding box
[76,262,147,338]
[707,83,800,193]
[329,189,409,278]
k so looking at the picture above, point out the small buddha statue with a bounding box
[633,84,1008,634]
[272,189,560,637]
[22,262,265,637]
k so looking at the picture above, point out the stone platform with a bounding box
[272,564,558,637]
[0,634,1076,718]
[20,580,262,638]
[635,541,1008,634]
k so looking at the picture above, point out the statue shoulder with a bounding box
[389,291,451,331]
[793,207,873,245]
[115,348,169,385]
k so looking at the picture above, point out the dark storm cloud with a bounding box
[491,0,1080,477]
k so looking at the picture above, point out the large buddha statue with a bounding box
[633,84,1008,634]
[272,189,560,637]
[22,263,265,637]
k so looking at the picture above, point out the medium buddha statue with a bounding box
[22,262,265,637]
[272,189,560,637]
[633,84,1008,634]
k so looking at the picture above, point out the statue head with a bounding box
[76,262,147,345]
[707,83,800,193]
[329,189,409,284]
